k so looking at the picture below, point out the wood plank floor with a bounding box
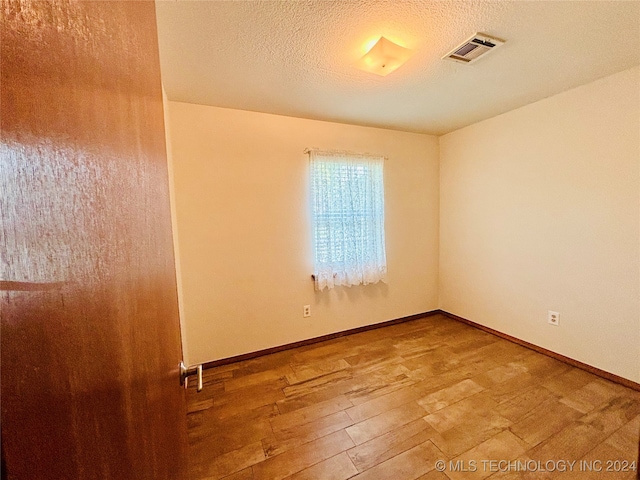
[186,313,640,480]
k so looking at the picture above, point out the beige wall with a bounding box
[167,66,639,383]
[439,67,640,382]
[162,88,189,363]
[167,103,440,365]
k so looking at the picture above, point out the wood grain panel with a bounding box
[187,313,640,479]
[441,311,640,391]
[1,1,187,478]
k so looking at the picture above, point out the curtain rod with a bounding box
[303,148,387,160]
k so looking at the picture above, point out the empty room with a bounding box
[1,1,639,479]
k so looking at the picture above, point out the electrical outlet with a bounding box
[303,305,311,318]
[548,311,559,326]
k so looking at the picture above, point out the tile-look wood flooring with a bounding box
[186,314,640,480]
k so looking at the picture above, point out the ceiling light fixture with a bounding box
[354,36,413,77]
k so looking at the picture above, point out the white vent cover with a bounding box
[443,33,505,64]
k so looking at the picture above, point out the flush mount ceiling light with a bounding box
[354,36,413,76]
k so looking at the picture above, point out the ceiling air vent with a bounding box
[443,33,505,64]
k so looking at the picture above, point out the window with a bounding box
[309,149,387,291]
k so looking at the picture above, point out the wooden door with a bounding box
[1,1,188,478]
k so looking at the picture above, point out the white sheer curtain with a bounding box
[309,149,387,291]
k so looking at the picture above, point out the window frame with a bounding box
[308,149,387,291]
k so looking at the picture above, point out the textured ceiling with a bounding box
[155,0,640,135]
